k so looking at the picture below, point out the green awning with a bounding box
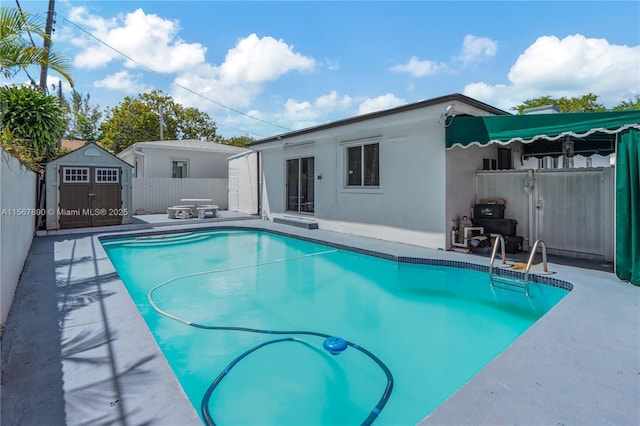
[446,111,640,157]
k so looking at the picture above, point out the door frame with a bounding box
[285,156,315,214]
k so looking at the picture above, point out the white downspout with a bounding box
[526,169,535,250]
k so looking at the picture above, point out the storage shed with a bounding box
[45,142,133,230]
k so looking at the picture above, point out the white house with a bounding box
[117,140,249,214]
[117,139,248,178]
[247,93,506,249]
[245,93,640,279]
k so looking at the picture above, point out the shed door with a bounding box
[59,166,122,229]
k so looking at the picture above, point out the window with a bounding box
[172,160,189,178]
[346,142,379,187]
[95,168,119,183]
[497,147,512,170]
[62,167,89,183]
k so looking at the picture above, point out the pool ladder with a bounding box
[488,236,548,296]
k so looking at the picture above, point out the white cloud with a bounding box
[218,34,315,85]
[457,35,498,66]
[174,35,316,111]
[68,5,317,114]
[358,94,406,115]
[323,59,340,71]
[69,7,206,73]
[391,56,448,77]
[274,91,353,129]
[391,34,497,76]
[464,34,640,110]
[94,70,149,94]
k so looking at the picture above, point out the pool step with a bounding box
[103,233,212,248]
[273,217,318,230]
[490,274,529,295]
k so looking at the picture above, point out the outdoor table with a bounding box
[180,199,213,216]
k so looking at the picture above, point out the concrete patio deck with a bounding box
[1,216,638,425]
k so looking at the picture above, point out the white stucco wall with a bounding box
[1,150,36,326]
[259,105,457,249]
[445,144,490,238]
[140,148,230,178]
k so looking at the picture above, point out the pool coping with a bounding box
[2,219,638,425]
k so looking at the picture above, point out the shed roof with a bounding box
[47,142,132,168]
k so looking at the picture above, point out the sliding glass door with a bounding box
[286,157,314,213]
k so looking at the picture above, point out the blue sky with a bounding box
[6,1,640,139]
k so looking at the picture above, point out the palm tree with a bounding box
[0,6,74,87]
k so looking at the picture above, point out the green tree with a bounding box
[612,95,640,111]
[0,85,65,168]
[65,90,102,141]
[215,134,254,147]
[511,93,606,114]
[0,7,74,87]
[100,90,219,153]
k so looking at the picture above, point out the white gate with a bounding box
[536,169,607,258]
[476,168,613,260]
[228,167,240,212]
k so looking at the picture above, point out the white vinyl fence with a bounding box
[1,149,37,326]
[476,167,614,260]
[132,177,229,214]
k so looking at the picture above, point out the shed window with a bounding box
[95,168,119,183]
[62,167,89,183]
[172,160,189,178]
[345,142,379,187]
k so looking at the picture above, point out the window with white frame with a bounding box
[345,141,379,187]
[172,160,189,178]
[95,168,119,183]
[62,167,89,183]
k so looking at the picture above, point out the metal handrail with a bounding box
[489,235,507,278]
[525,239,548,284]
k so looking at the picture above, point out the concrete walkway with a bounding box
[1,217,638,425]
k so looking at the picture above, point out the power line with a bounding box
[14,0,38,86]
[61,16,291,134]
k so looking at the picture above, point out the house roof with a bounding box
[60,139,87,151]
[248,93,508,147]
[119,139,249,156]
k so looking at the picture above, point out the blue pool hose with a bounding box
[146,252,394,425]
[188,324,394,426]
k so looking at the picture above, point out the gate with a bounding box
[476,168,612,259]
[536,169,606,258]
[59,166,122,229]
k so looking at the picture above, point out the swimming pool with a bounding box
[101,228,569,425]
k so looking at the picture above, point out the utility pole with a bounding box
[39,0,56,91]
[57,80,63,148]
[159,105,165,140]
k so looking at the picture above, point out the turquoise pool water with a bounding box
[102,229,568,425]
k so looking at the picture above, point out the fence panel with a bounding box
[1,150,37,325]
[132,177,228,214]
